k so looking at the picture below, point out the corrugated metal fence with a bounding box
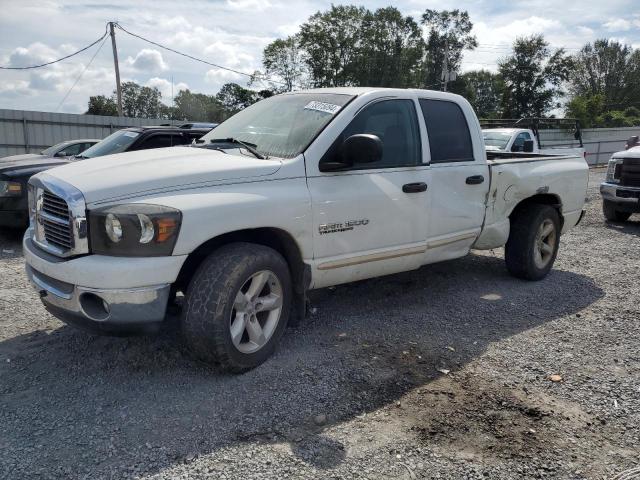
[1,108,638,165]
[0,109,180,157]
[539,126,640,166]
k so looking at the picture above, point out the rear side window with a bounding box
[136,134,176,150]
[419,99,474,163]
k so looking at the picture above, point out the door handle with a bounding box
[402,182,428,193]
[466,175,485,185]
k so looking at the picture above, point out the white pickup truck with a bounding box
[24,88,588,372]
[483,126,585,158]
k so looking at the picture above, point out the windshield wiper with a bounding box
[209,138,266,159]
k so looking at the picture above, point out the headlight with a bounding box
[605,158,622,184]
[88,204,182,256]
[0,180,22,197]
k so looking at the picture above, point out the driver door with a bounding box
[306,98,430,288]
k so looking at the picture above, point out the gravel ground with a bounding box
[0,168,638,480]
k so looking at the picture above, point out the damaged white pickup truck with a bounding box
[24,88,588,371]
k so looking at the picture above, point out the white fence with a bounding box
[0,109,180,158]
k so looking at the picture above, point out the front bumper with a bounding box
[27,264,170,333]
[601,183,640,212]
[23,228,185,334]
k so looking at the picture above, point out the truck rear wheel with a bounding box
[603,200,631,222]
[181,243,291,372]
[505,204,561,281]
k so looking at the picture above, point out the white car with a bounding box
[24,88,589,372]
[483,126,584,159]
[601,146,640,221]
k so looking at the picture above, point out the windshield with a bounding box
[200,93,354,158]
[41,142,68,156]
[80,130,140,158]
[482,131,512,150]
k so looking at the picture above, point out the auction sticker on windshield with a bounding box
[304,101,341,115]
[123,132,140,138]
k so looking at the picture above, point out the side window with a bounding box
[60,143,83,156]
[419,99,474,163]
[341,99,421,169]
[136,134,174,150]
[512,132,530,152]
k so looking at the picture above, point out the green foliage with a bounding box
[119,82,164,118]
[172,89,227,122]
[421,9,477,88]
[499,35,571,117]
[452,70,504,118]
[215,83,271,113]
[354,7,425,87]
[298,5,368,87]
[260,36,309,91]
[86,95,118,116]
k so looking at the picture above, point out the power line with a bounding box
[0,26,108,70]
[113,22,287,86]
[55,34,108,112]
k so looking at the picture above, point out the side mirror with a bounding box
[523,140,534,153]
[319,134,383,172]
[55,151,67,157]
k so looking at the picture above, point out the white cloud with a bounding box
[204,69,246,89]
[7,42,59,68]
[145,77,189,100]
[577,26,595,36]
[0,80,32,98]
[226,0,272,11]
[603,18,632,31]
[125,49,168,73]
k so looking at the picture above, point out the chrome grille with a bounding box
[30,173,88,258]
[42,191,70,218]
[41,191,74,251]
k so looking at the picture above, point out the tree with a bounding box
[119,81,163,118]
[173,89,227,122]
[569,39,636,106]
[498,35,571,118]
[456,70,505,118]
[298,5,367,87]
[421,9,477,88]
[259,36,309,91]
[355,7,425,87]
[215,83,268,113]
[86,95,118,116]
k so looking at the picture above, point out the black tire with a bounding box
[603,200,632,222]
[505,204,561,281]
[181,242,292,372]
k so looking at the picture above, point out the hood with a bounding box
[0,154,69,179]
[42,146,283,204]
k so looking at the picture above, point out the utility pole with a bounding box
[441,39,449,92]
[109,22,123,117]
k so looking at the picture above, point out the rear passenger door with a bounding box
[418,98,489,260]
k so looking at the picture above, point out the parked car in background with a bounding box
[179,122,218,129]
[601,146,640,221]
[481,118,585,158]
[0,139,99,228]
[0,127,210,228]
[24,88,588,372]
[624,135,639,150]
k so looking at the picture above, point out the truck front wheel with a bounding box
[602,200,631,222]
[505,204,561,281]
[181,243,292,372]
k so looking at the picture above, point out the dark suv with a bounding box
[0,126,211,228]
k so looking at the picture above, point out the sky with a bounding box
[1,0,639,114]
